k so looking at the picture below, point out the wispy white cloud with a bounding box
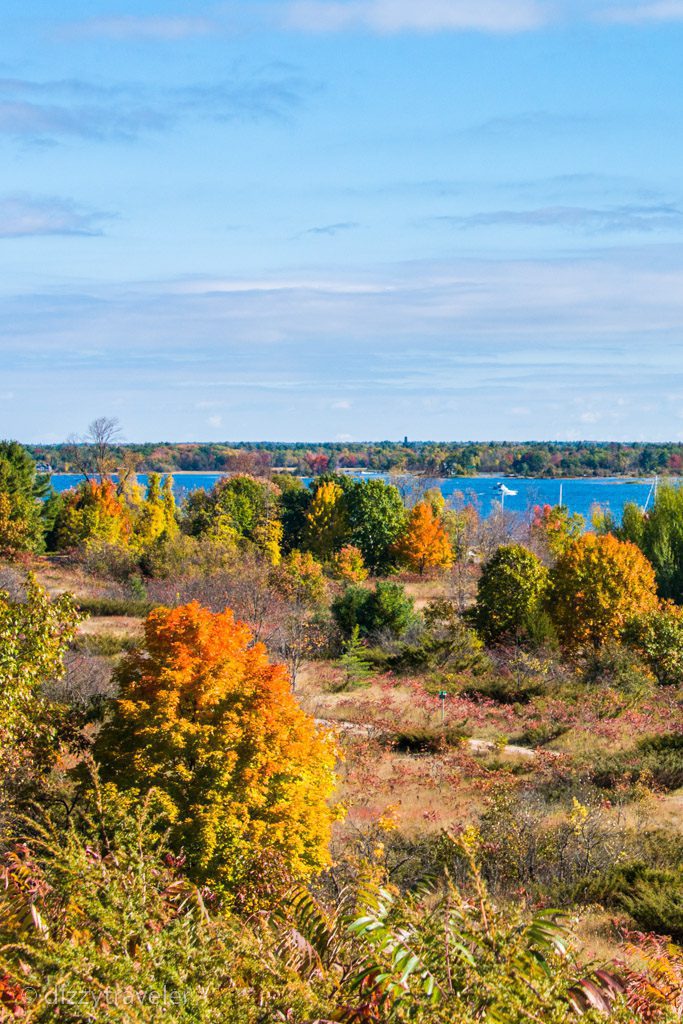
[433,203,683,234]
[0,70,312,144]
[0,194,110,237]
[4,250,683,440]
[282,0,550,34]
[599,0,683,22]
[462,110,601,139]
[46,1,683,43]
[279,0,683,32]
[302,221,360,236]
[58,15,218,41]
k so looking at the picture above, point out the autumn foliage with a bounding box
[333,543,368,583]
[550,533,659,649]
[53,479,132,550]
[95,602,339,900]
[304,479,346,558]
[531,503,583,559]
[395,500,454,574]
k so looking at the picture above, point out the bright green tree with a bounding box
[184,474,283,564]
[475,544,549,644]
[332,581,415,640]
[344,478,407,572]
[0,441,48,556]
[620,485,683,601]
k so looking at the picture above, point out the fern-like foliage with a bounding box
[343,831,629,1023]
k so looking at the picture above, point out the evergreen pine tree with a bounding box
[336,625,373,688]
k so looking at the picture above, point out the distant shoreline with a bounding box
[47,470,668,483]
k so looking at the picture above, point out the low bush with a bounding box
[71,633,139,656]
[585,862,683,941]
[625,604,683,686]
[332,581,416,641]
[390,599,491,681]
[80,540,140,581]
[580,640,656,698]
[387,726,469,754]
[589,732,683,793]
[77,596,153,617]
[459,671,547,704]
[511,722,570,747]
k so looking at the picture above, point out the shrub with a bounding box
[0,781,328,1022]
[393,599,490,682]
[459,671,547,704]
[79,539,140,580]
[332,581,416,641]
[580,640,656,698]
[625,603,683,686]
[474,544,548,645]
[589,732,683,793]
[77,596,153,617]
[141,532,237,579]
[511,722,569,747]
[589,863,683,941]
[387,726,469,754]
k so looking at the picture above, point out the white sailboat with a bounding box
[494,481,518,510]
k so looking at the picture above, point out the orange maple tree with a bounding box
[95,601,339,901]
[395,500,454,574]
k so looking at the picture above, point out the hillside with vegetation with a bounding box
[0,425,682,1021]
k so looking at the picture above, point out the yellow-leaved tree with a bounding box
[133,473,178,548]
[303,480,347,559]
[95,601,339,904]
[549,533,659,649]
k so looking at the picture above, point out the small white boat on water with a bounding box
[495,482,518,497]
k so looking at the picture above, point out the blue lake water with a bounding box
[48,473,670,524]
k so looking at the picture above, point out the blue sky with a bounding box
[2,1,683,442]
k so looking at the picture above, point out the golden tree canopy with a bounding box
[550,533,659,649]
[96,601,339,901]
